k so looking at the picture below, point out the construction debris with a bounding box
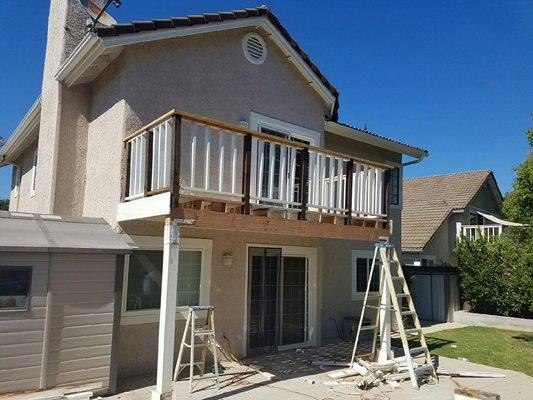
[454,386,501,400]
[438,368,506,379]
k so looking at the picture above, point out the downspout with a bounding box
[48,83,62,214]
[402,156,425,167]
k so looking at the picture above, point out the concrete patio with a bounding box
[105,341,533,400]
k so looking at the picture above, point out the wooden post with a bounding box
[298,148,309,220]
[121,141,132,202]
[345,159,354,225]
[170,115,181,213]
[378,248,392,362]
[152,218,181,400]
[145,130,153,195]
[383,169,392,230]
[242,133,252,215]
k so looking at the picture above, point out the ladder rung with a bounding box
[396,293,410,298]
[365,305,396,311]
[194,329,215,336]
[184,343,205,348]
[401,310,415,316]
[359,325,378,331]
[405,328,422,335]
[392,276,404,282]
[181,361,203,366]
[367,293,381,299]
[409,346,428,356]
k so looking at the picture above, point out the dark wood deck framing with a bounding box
[121,109,392,241]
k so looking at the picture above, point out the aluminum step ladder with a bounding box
[173,306,220,393]
[350,242,437,389]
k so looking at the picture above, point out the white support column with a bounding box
[378,264,392,363]
[152,218,180,400]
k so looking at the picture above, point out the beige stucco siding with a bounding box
[9,139,38,212]
[45,253,117,390]
[0,253,49,394]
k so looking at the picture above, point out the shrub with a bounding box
[454,230,533,318]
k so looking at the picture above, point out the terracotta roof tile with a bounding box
[401,170,492,251]
[93,6,340,119]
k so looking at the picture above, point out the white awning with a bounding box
[477,211,526,227]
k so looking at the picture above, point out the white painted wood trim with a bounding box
[249,111,320,145]
[351,250,378,301]
[116,192,171,222]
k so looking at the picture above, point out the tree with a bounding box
[0,199,8,211]
[502,115,533,225]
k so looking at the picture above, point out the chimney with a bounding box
[35,0,90,214]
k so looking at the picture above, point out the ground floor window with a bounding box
[126,250,202,311]
[0,267,32,311]
[351,251,380,299]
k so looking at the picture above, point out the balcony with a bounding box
[117,109,392,241]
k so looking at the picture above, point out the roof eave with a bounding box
[1,97,42,163]
[325,121,428,158]
[55,17,337,116]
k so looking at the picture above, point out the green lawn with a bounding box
[392,326,533,376]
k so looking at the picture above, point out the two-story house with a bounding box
[0,2,427,398]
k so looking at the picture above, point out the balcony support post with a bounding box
[170,115,182,213]
[298,148,309,220]
[121,141,132,202]
[242,133,252,215]
[345,159,354,225]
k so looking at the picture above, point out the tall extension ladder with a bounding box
[350,243,437,389]
[173,306,220,393]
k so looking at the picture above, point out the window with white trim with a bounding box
[0,267,32,311]
[391,167,400,206]
[30,148,38,197]
[126,250,202,311]
[351,251,380,299]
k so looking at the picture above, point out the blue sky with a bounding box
[0,1,531,199]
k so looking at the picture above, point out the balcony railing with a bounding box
[457,223,503,242]
[122,109,391,226]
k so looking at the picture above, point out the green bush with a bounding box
[454,230,533,318]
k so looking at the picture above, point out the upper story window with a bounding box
[391,167,400,206]
[469,212,484,225]
[30,148,38,198]
[0,267,32,311]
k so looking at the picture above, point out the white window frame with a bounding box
[389,164,403,210]
[30,148,38,198]
[120,237,212,325]
[351,250,380,300]
[13,165,21,198]
[249,111,321,146]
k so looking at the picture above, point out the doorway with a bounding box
[247,247,309,355]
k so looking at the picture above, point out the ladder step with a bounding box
[409,346,428,356]
[401,310,415,316]
[392,276,404,282]
[181,361,203,366]
[396,293,410,298]
[184,343,205,348]
[359,325,378,331]
[405,328,422,335]
[194,329,215,336]
[365,305,396,311]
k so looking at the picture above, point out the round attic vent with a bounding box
[242,33,267,65]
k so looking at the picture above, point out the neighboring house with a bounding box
[401,170,503,323]
[402,170,503,266]
[0,2,427,397]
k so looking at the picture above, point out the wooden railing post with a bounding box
[121,141,132,202]
[383,169,392,230]
[144,130,153,196]
[345,159,354,225]
[298,148,309,220]
[170,114,182,214]
[242,133,252,215]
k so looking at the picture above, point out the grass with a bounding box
[392,326,533,376]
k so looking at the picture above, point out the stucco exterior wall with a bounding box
[9,139,38,212]
[117,228,321,378]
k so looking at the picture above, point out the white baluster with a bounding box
[164,121,171,188]
[190,122,197,188]
[320,154,326,211]
[230,133,237,194]
[328,156,334,211]
[204,126,211,190]
[257,140,265,198]
[279,144,287,203]
[251,137,258,202]
[268,142,275,200]
[218,130,225,192]
[289,147,297,204]
[336,158,343,213]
